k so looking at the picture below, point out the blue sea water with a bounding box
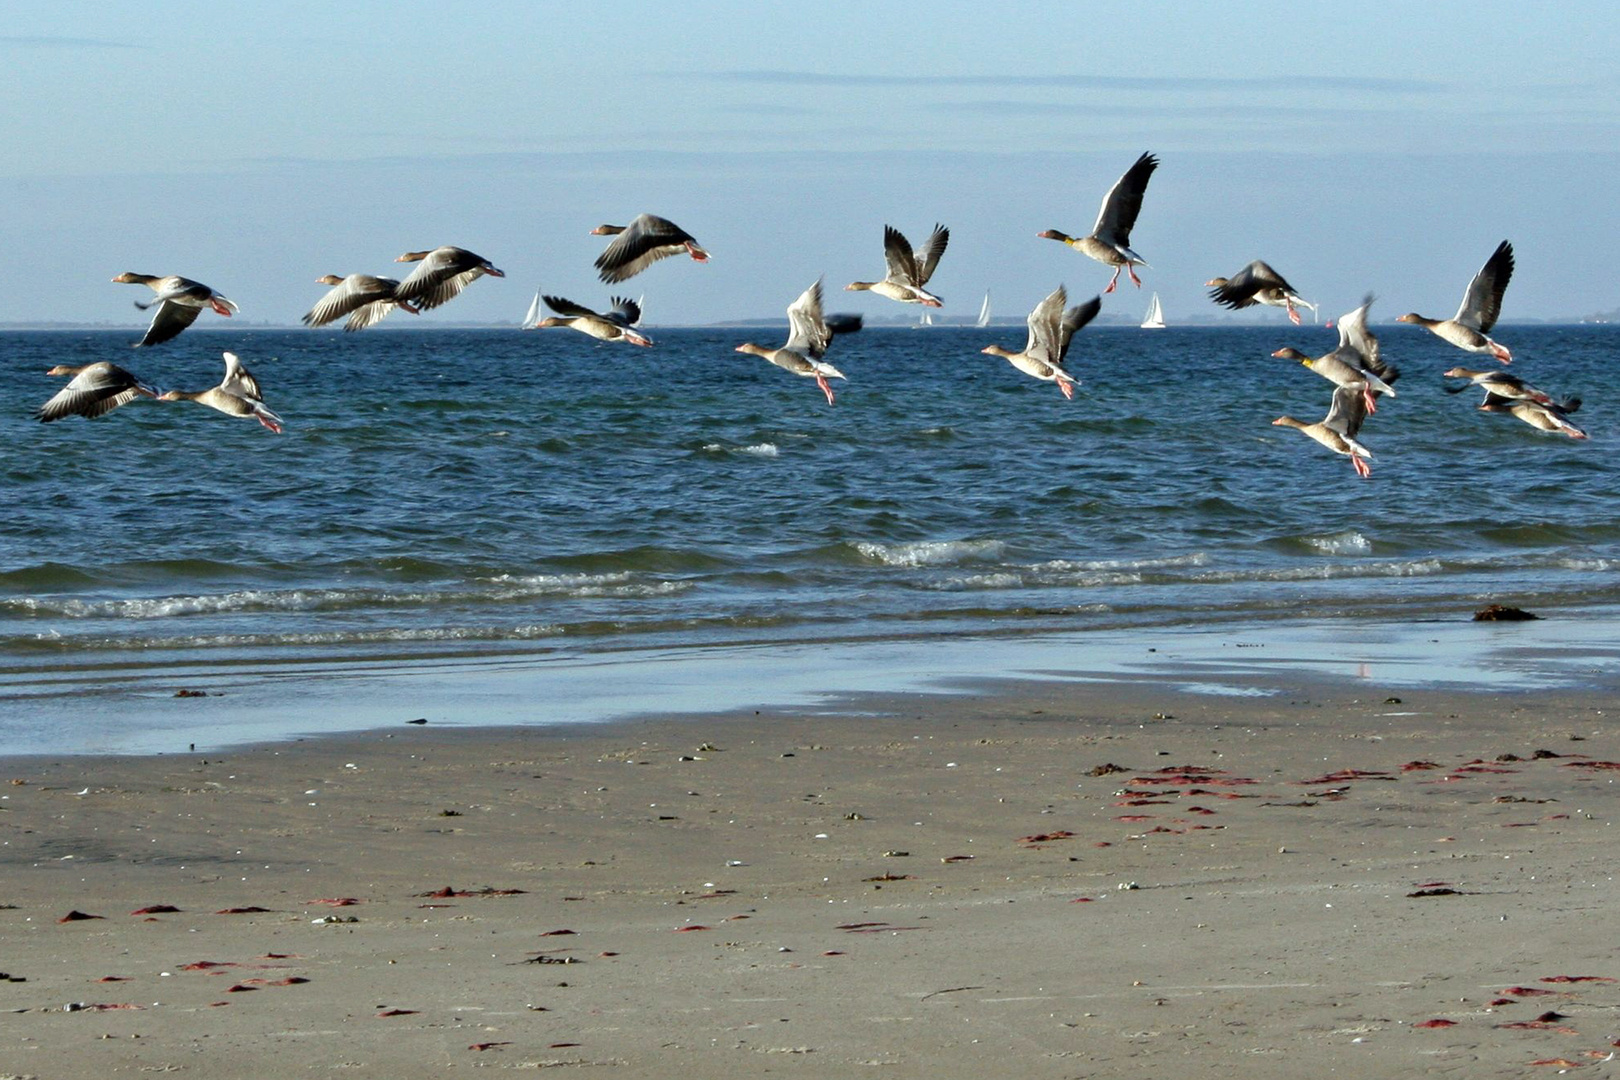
[1,323,1616,737]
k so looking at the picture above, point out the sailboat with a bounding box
[1140,292,1166,329]
[975,291,991,329]
[521,289,542,330]
[917,308,934,328]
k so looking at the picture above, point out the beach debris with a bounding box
[130,904,181,915]
[376,1008,417,1017]
[540,929,576,937]
[1503,986,1561,997]
[64,1001,144,1012]
[438,809,463,817]
[1088,763,1129,776]
[941,854,973,863]
[415,886,526,898]
[1413,1018,1458,1028]
[675,925,710,932]
[305,898,362,906]
[469,1042,513,1051]
[523,954,580,965]
[1527,1059,1585,1067]
[406,718,427,725]
[1474,604,1540,621]
[1541,975,1615,984]
[1407,888,1466,898]
[1117,882,1140,891]
[58,910,104,923]
[882,851,910,858]
[174,689,207,698]
[215,906,271,915]
[225,984,257,993]
[1018,830,1074,844]
[2,971,29,982]
[864,873,913,882]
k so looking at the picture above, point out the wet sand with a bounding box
[3,677,1619,1077]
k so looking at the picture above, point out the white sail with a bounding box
[521,289,542,330]
[975,290,991,329]
[1141,292,1165,329]
[919,309,934,327]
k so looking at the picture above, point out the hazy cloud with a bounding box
[683,71,1445,94]
[0,34,146,50]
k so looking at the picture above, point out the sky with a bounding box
[4,2,1619,328]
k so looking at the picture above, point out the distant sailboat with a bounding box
[521,289,542,330]
[918,309,934,328]
[975,291,991,329]
[1141,292,1166,329]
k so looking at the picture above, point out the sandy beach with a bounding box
[4,669,1618,1078]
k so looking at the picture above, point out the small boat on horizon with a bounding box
[1141,292,1166,329]
[521,289,542,329]
[976,290,991,329]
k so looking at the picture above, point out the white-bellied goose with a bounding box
[592,215,709,283]
[980,286,1101,400]
[1273,295,1397,413]
[1397,240,1514,363]
[112,272,238,347]
[157,352,282,433]
[532,296,652,346]
[1479,394,1586,439]
[1039,152,1157,293]
[1273,385,1374,478]
[846,224,949,307]
[735,278,846,405]
[304,274,419,331]
[1442,366,1553,406]
[392,247,505,311]
[1206,261,1318,325]
[36,362,158,422]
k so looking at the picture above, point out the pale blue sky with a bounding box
[4,2,1618,326]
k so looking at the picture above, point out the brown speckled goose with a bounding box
[392,246,505,311]
[532,295,652,346]
[1397,240,1514,363]
[36,362,158,422]
[157,352,283,433]
[1272,296,1397,414]
[1039,152,1157,293]
[1206,261,1318,325]
[735,279,846,405]
[1442,367,1552,406]
[1273,385,1373,478]
[305,274,419,331]
[592,215,709,283]
[1479,394,1586,439]
[846,224,949,307]
[112,272,238,347]
[980,286,1101,400]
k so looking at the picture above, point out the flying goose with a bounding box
[1039,152,1158,293]
[157,351,283,433]
[735,278,846,405]
[531,295,652,346]
[592,215,709,283]
[1396,240,1514,363]
[1273,385,1374,478]
[846,224,949,307]
[1442,367,1553,406]
[1273,295,1398,414]
[391,246,505,311]
[1205,261,1318,325]
[980,286,1101,400]
[1479,394,1586,439]
[304,274,419,331]
[112,273,238,347]
[35,362,158,422]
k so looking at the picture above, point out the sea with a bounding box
[3,323,1616,753]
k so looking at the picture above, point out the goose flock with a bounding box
[38,153,1587,475]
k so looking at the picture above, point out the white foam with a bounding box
[855,539,1007,567]
[1303,531,1374,556]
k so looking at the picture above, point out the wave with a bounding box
[701,441,779,457]
[853,539,1007,567]
[0,572,690,621]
